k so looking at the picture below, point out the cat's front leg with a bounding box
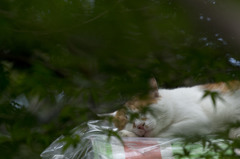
[118,130,138,137]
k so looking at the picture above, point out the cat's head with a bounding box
[113,78,162,137]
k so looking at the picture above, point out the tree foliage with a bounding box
[0,0,240,158]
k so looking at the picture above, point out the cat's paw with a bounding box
[118,130,138,137]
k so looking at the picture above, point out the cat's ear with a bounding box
[149,77,160,98]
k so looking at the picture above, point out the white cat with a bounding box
[113,79,240,138]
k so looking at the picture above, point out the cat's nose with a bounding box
[137,123,145,130]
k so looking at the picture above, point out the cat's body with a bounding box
[113,80,240,138]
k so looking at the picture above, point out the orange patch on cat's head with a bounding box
[113,109,128,130]
[114,78,160,130]
[125,95,159,110]
[114,95,160,130]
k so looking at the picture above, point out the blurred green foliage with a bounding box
[0,0,240,158]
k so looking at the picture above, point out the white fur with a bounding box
[119,86,240,138]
